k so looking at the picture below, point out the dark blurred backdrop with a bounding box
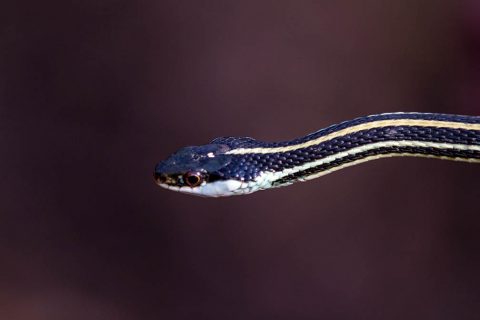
[2,1,480,319]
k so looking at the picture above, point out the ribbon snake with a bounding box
[154,112,480,197]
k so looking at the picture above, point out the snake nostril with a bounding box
[154,173,167,185]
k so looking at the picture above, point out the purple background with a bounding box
[2,0,480,319]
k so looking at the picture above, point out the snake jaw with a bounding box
[158,179,245,197]
[158,171,280,197]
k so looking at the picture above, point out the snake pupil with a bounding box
[185,172,202,187]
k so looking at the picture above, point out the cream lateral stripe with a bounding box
[226,119,480,155]
[263,140,480,182]
[281,153,480,186]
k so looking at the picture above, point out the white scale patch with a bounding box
[157,180,238,197]
[157,174,275,197]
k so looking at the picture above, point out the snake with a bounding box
[153,112,480,197]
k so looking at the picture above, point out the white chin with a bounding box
[158,179,264,197]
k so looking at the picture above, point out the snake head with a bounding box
[154,143,237,197]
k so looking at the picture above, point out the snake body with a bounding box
[154,112,480,197]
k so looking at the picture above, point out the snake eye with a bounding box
[184,172,203,187]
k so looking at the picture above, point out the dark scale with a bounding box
[236,112,480,148]
[213,125,480,182]
[272,146,480,187]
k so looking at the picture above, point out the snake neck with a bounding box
[218,112,480,191]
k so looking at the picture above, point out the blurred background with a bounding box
[2,0,480,319]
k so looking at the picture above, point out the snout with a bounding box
[153,172,167,185]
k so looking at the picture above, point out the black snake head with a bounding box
[154,143,234,195]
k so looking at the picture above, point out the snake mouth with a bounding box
[162,179,246,197]
[153,170,249,197]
